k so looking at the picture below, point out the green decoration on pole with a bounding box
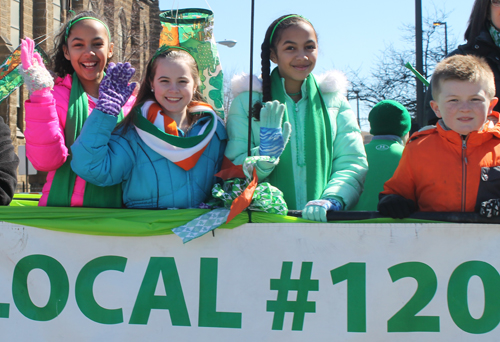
[159,8,225,118]
[0,43,49,103]
[405,62,430,87]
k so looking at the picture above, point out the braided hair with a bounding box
[252,14,316,120]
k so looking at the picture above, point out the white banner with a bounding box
[0,221,499,341]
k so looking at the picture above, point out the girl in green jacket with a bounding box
[225,14,368,222]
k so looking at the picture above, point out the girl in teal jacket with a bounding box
[225,14,367,221]
[71,47,226,209]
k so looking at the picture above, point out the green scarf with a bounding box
[47,73,124,207]
[490,24,500,47]
[266,68,333,209]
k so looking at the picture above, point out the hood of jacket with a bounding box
[456,26,500,58]
[231,69,349,99]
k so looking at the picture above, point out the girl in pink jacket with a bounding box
[20,11,136,207]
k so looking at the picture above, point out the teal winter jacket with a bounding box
[71,108,227,209]
[225,71,367,210]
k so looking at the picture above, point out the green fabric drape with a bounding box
[0,206,441,236]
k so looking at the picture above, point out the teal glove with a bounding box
[259,100,291,157]
[261,100,285,128]
[302,199,343,222]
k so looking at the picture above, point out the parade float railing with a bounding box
[1,194,499,341]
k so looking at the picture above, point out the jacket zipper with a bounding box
[187,171,192,207]
[138,144,159,208]
[461,136,468,212]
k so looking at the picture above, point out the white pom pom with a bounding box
[316,70,349,95]
[231,73,262,99]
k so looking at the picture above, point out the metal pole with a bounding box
[287,210,500,224]
[21,0,28,192]
[356,91,360,128]
[444,23,448,56]
[415,0,424,127]
[247,0,255,157]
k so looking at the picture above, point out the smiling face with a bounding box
[63,19,113,91]
[270,22,318,92]
[150,57,197,120]
[430,79,498,135]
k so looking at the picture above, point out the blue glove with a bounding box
[259,101,291,158]
[302,199,343,222]
[96,62,136,117]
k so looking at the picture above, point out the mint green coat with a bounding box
[225,76,367,210]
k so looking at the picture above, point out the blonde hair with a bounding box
[431,55,495,100]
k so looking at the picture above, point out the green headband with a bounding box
[65,17,111,42]
[152,45,195,62]
[269,14,309,44]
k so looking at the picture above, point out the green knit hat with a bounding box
[369,100,411,137]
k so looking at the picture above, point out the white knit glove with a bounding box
[19,37,53,95]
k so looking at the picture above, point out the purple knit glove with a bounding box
[96,62,136,117]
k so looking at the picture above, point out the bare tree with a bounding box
[223,67,238,115]
[349,8,455,117]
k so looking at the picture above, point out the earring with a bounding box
[151,88,154,92]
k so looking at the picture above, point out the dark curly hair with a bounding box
[252,14,317,120]
[50,11,112,78]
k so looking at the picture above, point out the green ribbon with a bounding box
[47,73,124,208]
[65,17,111,42]
[269,15,310,44]
[212,178,288,216]
[266,68,333,210]
[211,155,288,215]
[404,62,430,87]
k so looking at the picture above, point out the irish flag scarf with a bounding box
[266,68,333,210]
[47,73,124,207]
[133,100,219,171]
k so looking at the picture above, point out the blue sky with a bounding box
[158,0,471,129]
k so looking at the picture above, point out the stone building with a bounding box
[0,0,162,191]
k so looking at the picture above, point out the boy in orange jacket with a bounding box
[378,55,500,218]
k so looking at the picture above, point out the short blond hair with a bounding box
[431,55,495,100]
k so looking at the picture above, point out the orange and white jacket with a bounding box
[381,112,500,212]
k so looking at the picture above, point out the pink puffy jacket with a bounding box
[24,74,136,206]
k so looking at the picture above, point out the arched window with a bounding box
[143,21,148,66]
[10,0,20,46]
[117,7,128,61]
[10,0,21,125]
[89,0,99,12]
[53,0,63,31]
[116,8,124,61]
